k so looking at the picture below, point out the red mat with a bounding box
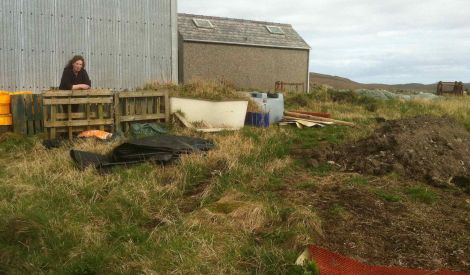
[306,246,470,275]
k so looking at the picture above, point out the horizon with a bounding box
[179,0,470,85]
[310,72,470,86]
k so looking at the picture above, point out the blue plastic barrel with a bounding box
[249,92,284,124]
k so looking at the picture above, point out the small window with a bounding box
[193,19,214,29]
[266,25,284,35]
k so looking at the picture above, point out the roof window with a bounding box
[193,19,214,29]
[266,25,285,35]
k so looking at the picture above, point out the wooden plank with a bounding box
[55,127,106,133]
[174,112,194,129]
[129,97,135,116]
[147,97,154,114]
[11,95,26,135]
[42,90,113,97]
[43,97,113,105]
[50,104,57,139]
[135,97,142,116]
[164,91,170,123]
[114,93,121,133]
[33,95,43,134]
[124,98,130,133]
[98,104,104,131]
[68,99,73,139]
[44,119,113,128]
[283,116,335,125]
[86,99,91,131]
[142,97,148,115]
[156,97,161,116]
[54,112,98,120]
[291,111,331,119]
[24,95,34,136]
[284,112,355,127]
[120,114,167,122]
[42,98,48,136]
[110,94,115,133]
[118,90,167,98]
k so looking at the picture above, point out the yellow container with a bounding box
[0,93,11,115]
[0,114,12,126]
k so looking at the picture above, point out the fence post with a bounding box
[165,89,170,122]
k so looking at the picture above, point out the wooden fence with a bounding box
[437,81,464,96]
[275,81,306,93]
[115,90,170,133]
[42,90,115,139]
[9,89,171,139]
[11,94,43,136]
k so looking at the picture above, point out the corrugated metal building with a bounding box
[0,0,178,92]
[178,14,310,92]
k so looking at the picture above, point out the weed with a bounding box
[377,191,401,203]
[349,175,369,186]
[0,133,35,153]
[329,204,346,216]
[291,260,320,275]
[405,187,438,204]
[238,243,299,274]
[64,251,107,275]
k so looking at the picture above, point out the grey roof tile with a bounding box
[178,13,310,50]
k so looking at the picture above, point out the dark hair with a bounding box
[66,55,86,69]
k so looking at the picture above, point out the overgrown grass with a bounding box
[1,85,470,273]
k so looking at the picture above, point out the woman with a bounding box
[59,55,91,90]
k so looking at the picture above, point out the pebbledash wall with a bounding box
[180,42,309,92]
[178,14,311,92]
[0,0,178,92]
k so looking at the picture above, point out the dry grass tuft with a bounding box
[188,191,267,233]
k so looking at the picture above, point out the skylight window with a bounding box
[266,25,285,35]
[193,19,214,29]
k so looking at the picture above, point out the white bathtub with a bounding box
[170,97,248,129]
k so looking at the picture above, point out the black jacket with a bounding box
[59,67,91,90]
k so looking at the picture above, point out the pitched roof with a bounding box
[178,13,310,50]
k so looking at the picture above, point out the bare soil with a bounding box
[289,115,470,272]
[310,115,470,192]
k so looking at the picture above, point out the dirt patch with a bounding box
[186,192,267,233]
[280,174,470,272]
[308,115,470,190]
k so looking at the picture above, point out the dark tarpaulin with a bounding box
[71,135,214,170]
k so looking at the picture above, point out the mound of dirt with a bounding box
[313,115,470,191]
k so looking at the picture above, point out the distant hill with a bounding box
[310,73,470,93]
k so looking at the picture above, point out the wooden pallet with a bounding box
[42,90,114,139]
[115,90,170,133]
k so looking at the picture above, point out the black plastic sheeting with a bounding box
[70,135,214,170]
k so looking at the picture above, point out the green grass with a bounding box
[1,87,470,273]
[377,191,402,203]
[405,187,438,204]
[349,175,369,186]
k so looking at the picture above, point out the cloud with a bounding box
[179,0,470,84]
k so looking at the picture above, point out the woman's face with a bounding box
[72,60,83,73]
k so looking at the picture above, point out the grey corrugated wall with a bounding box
[0,0,178,92]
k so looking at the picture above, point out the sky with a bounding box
[178,0,470,84]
